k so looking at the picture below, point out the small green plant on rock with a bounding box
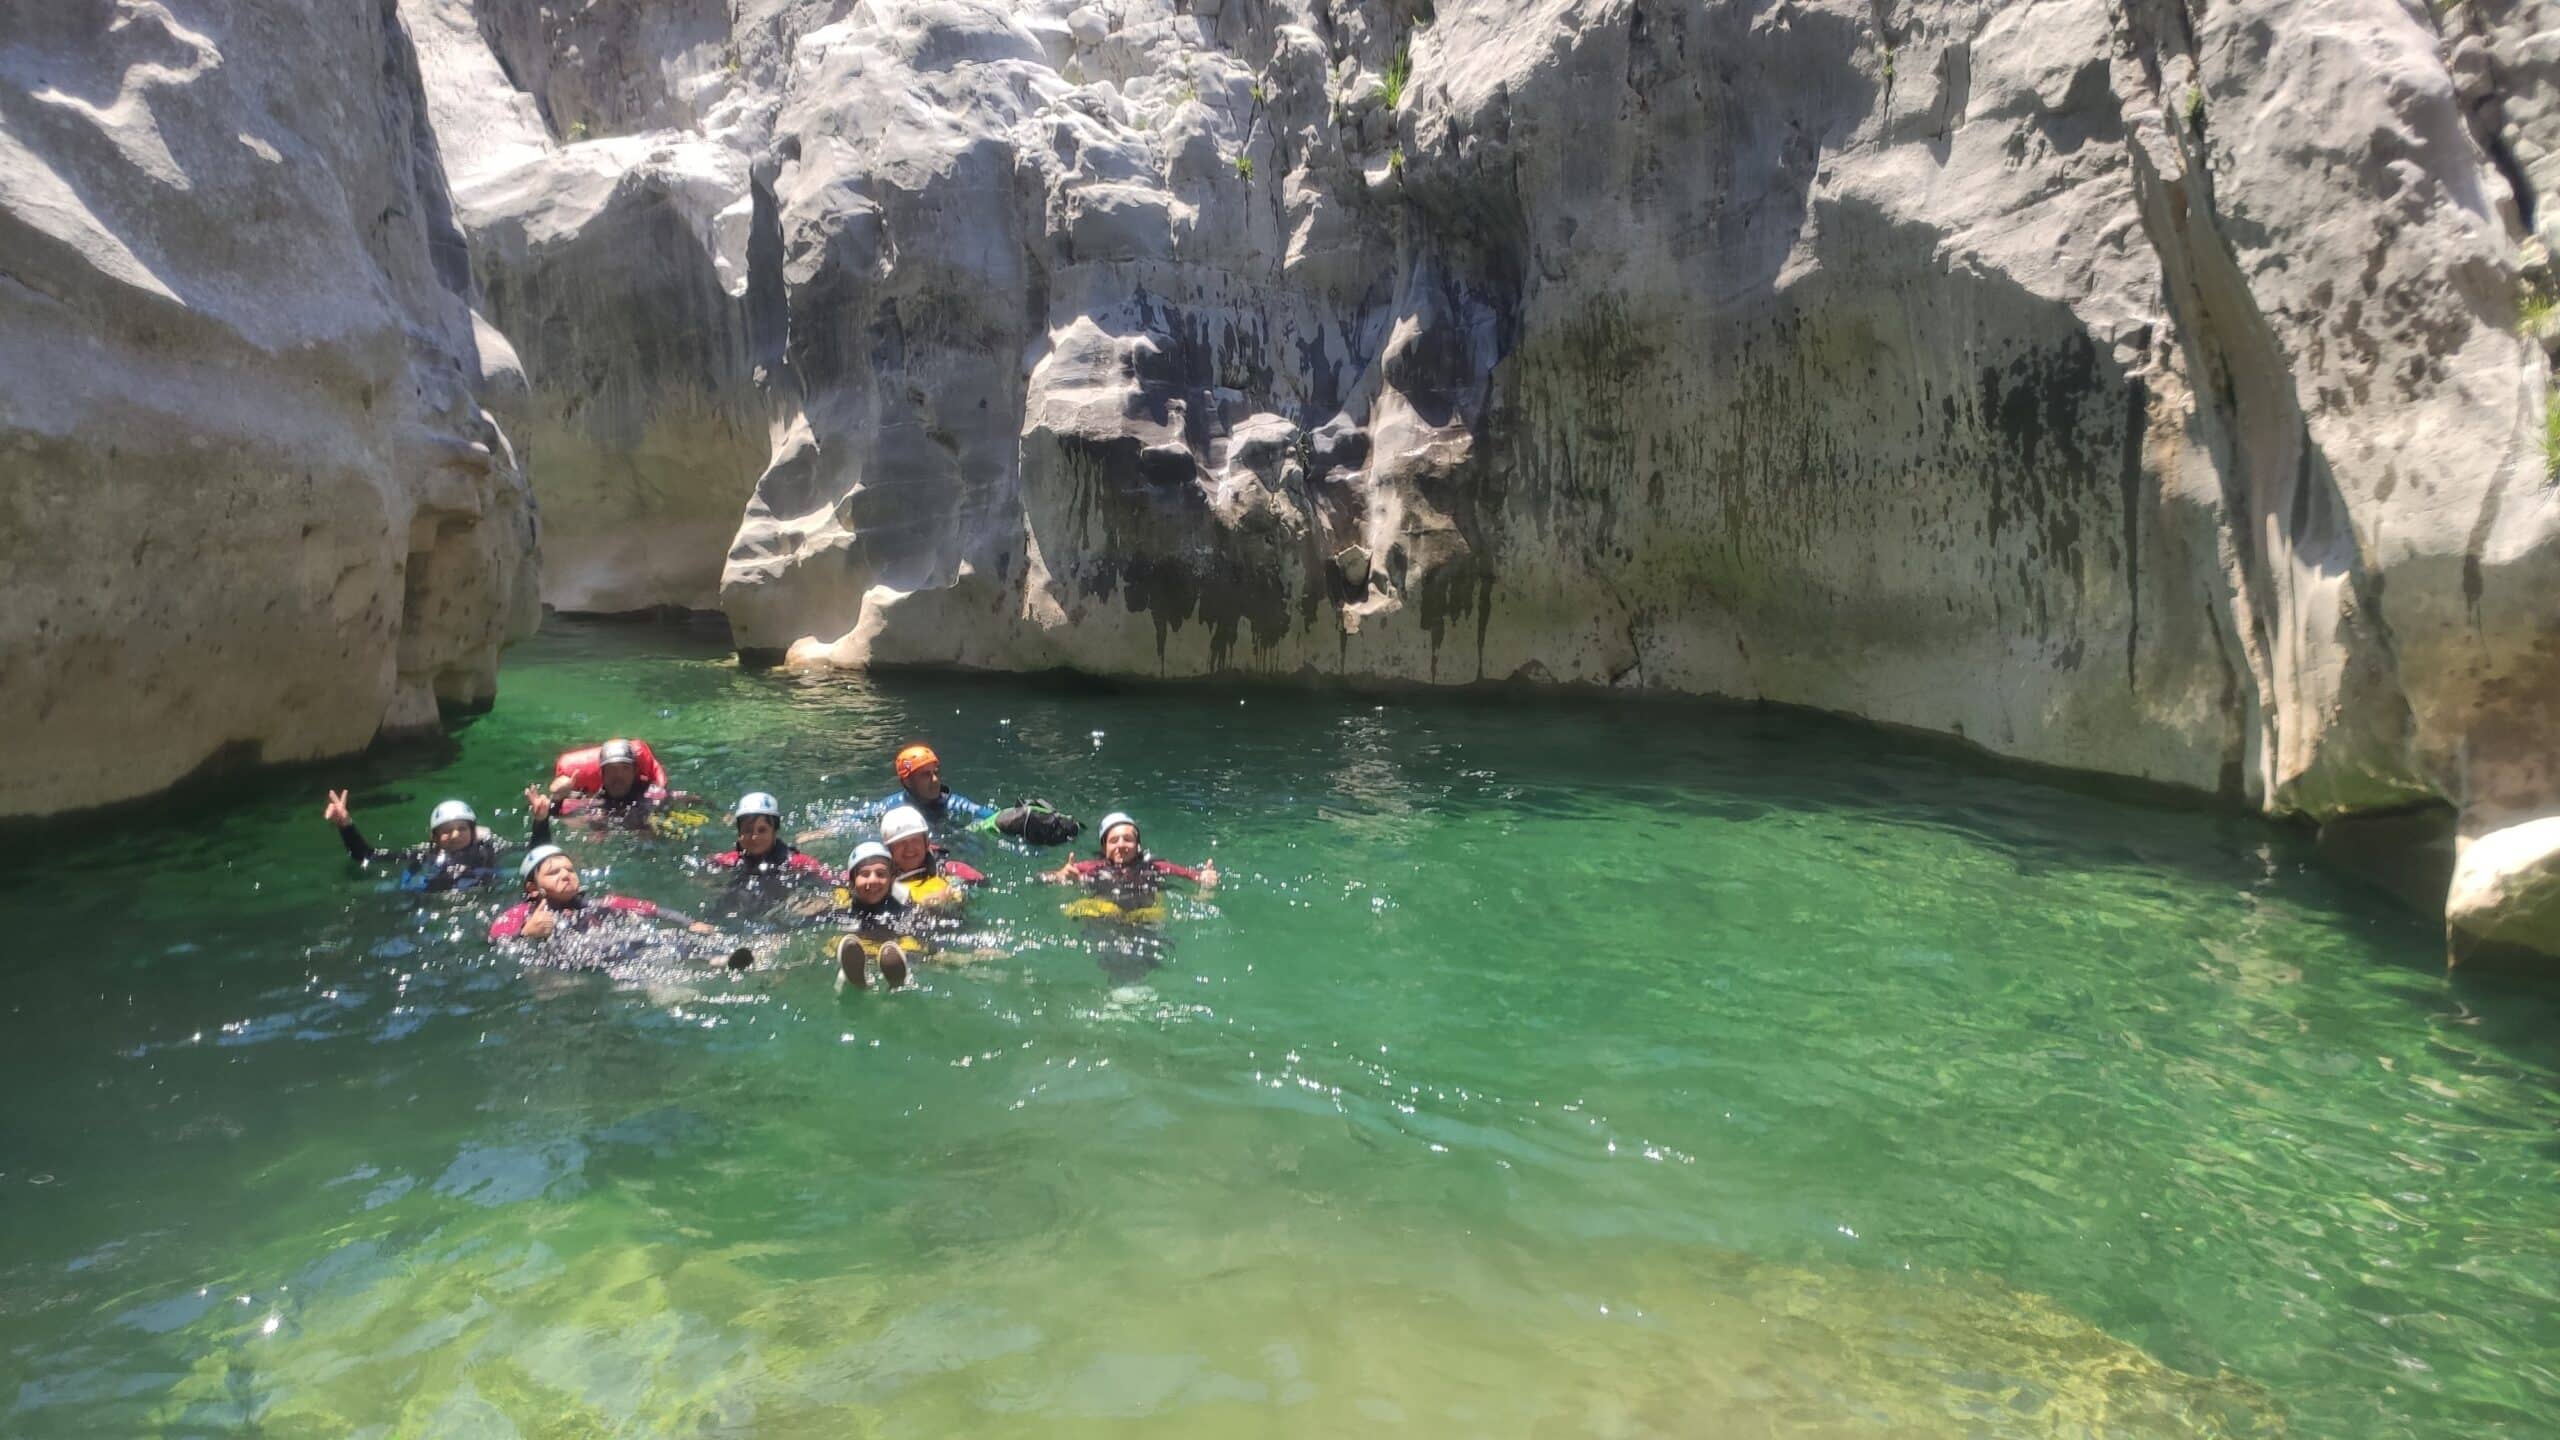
[2184,84,2206,131]
[1251,80,1268,105]
[1235,153,1254,181]
[1388,146,1404,172]
[567,118,590,142]
[2519,282,2555,335]
[2544,388,2560,480]
[1382,46,1410,110]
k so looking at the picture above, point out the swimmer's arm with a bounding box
[612,897,721,936]
[523,786,554,845]
[1151,859,1218,890]
[325,791,381,863]
[490,901,543,941]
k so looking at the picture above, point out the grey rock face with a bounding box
[12,0,2552,962]
[728,0,2559,962]
[0,0,536,817]
[404,0,767,612]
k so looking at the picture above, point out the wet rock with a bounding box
[0,0,536,817]
[2448,817,2560,968]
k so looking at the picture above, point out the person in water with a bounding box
[708,792,832,884]
[490,846,748,968]
[881,804,984,912]
[849,745,1000,832]
[324,787,554,892]
[1042,812,1218,916]
[548,738,681,832]
[833,840,930,988]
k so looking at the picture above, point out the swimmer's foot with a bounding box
[836,936,868,989]
[879,941,911,990]
[727,946,755,971]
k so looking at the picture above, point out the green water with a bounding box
[2,619,2554,1437]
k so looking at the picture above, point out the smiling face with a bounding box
[901,762,941,800]
[736,815,778,856]
[431,821,476,854]
[887,834,931,875]
[850,859,894,905]
[1103,824,1142,865]
[599,761,638,799]
[527,853,582,905]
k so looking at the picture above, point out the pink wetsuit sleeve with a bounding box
[945,859,986,884]
[489,902,534,940]
[791,852,833,877]
[1150,860,1203,882]
[601,896,662,919]
[1066,859,1105,876]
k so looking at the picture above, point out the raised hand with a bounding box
[323,789,352,827]
[520,901,556,940]
[524,785,552,821]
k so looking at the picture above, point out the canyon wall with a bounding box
[0,0,538,817]
[9,0,2555,964]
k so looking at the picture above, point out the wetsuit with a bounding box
[708,842,833,882]
[846,786,1000,831]
[837,885,936,956]
[487,894,682,941]
[339,817,551,893]
[896,854,986,908]
[559,785,667,832]
[1060,855,1202,909]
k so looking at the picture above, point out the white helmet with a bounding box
[1097,811,1139,843]
[519,844,568,881]
[849,841,893,872]
[428,799,477,831]
[734,791,780,822]
[600,738,639,767]
[879,805,931,846]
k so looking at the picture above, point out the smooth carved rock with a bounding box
[0,0,536,818]
[45,0,2541,963]
[403,0,768,613]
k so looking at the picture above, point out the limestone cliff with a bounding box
[12,0,2557,965]
[0,0,538,817]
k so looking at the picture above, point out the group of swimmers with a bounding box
[323,738,1217,989]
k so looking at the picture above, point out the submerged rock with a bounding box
[0,0,537,817]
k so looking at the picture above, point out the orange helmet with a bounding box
[894,744,940,780]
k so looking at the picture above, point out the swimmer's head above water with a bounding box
[894,744,943,801]
[847,841,896,904]
[880,805,932,874]
[1097,812,1143,865]
[428,799,478,852]
[519,845,581,904]
[598,738,641,798]
[732,791,781,856]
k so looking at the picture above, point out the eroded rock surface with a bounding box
[403,0,766,612]
[0,0,537,817]
[691,0,2560,962]
[15,0,2556,964]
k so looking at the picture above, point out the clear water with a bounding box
[2,619,2554,1438]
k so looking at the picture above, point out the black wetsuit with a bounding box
[841,890,931,953]
[339,815,552,893]
[560,785,664,832]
